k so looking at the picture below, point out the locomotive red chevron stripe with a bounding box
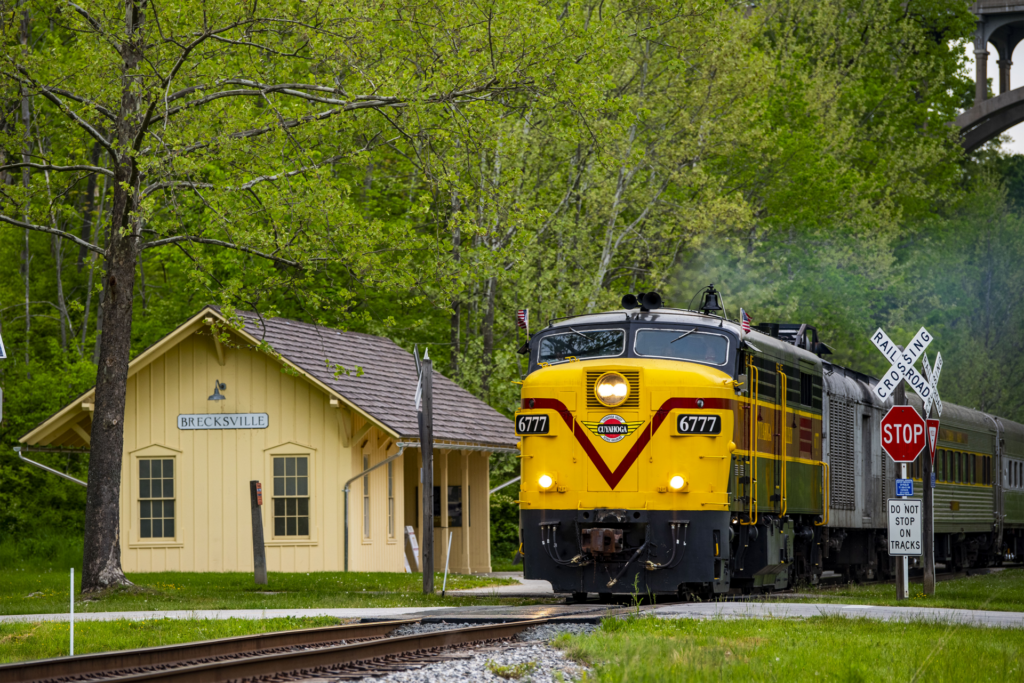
[527,397,733,489]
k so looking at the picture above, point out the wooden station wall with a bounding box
[111,323,492,574]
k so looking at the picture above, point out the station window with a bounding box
[433,486,463,527]
[273,456,309,537]
[139,458,175,538]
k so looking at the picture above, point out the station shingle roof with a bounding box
[233,310,517,449]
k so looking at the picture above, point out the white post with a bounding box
[69,567,74,656]
[901,463,909,599]
[441,530,454,596]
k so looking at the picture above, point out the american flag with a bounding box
[516,309,529,330]
[740,308,751,333]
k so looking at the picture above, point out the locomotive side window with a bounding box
[537,328,625,364]
[634,328,730,366]
[800,372,813,406]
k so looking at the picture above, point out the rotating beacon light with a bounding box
[594,372,629,408]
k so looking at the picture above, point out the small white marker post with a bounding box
[441,530,454,597]
[70,567,74,656]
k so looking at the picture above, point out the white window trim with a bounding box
[128,444,183,548]
[264,441,318,546]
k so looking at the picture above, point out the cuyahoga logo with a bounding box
[582,414,645,443]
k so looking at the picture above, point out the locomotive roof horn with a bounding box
[621,291,663,312]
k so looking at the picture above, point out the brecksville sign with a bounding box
[177,413,269,430]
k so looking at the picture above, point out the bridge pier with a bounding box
[972,3,1024,102]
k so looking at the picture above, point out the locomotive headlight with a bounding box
[538,474,554,490]
[595,372,629,407]
[669,475,686,491]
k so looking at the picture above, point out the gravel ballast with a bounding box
[350,622,596,682]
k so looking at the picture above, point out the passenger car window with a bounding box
[537,328,625,364]
[634,329,729,366]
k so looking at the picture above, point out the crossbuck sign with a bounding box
[921,351,943,417]
[870,327,936,403]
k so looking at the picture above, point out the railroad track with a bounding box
[1,618,551,683]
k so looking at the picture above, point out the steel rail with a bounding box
[0,619,417,683]
[13,618,550,683]
[78,618,550,683]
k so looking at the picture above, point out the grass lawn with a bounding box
[557,614,1024,682]
[0,570,527,617]
[0,616,346,664]
[790,568,1024,612]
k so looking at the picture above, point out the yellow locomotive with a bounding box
[515,290,827,599]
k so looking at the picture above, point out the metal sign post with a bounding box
[921,352,942,597]
[873,329,935,601]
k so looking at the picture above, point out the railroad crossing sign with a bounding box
[921,352,943,417]
[880,406,926,462]
[870,327,935,402]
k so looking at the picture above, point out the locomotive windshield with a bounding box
[634,328,730,366]
[537,328,625,364]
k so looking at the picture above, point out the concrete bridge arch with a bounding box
[959,2,1024,150]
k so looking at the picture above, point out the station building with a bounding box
[20,307,517,574]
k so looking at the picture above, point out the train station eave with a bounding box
[19,306,400,448]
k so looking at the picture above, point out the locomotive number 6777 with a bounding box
[514,290,1024,600]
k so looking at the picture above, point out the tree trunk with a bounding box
[82,174,108,351]
[19,0,30,372]
[82,179,139,593]
[52,235,68,350]
[81,0,147,592]
[450,190,461,377]
[481,276,496,399]
[78,143,102,271]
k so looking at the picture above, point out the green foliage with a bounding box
[562,613,1024,682]
[485,660,539,680]
[0,568,525,617]
[0,616,346,663]
[0,0,1017,554]
[490,491,521,563]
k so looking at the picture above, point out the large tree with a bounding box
[0,0,593,590]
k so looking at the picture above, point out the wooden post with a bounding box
[420,360,434,594]
[923,402,936,597]
[250,480,268,585]
[440,449,449,572]
[462,450,471,574]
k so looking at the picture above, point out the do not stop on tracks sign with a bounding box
[880,406,926,463]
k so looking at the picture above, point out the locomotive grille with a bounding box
[828,396,856,510]
[587,370,640,409]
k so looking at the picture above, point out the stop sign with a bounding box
[880,406,926,462]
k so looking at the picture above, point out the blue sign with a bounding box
[896,478,914,497]
[931,471,936,489]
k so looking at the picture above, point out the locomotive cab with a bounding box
[515,304,826,599]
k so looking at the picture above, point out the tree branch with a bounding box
[141,235,301,267]
[0,162,113,176]
[142,180,215,196]
[0,214,106,255]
